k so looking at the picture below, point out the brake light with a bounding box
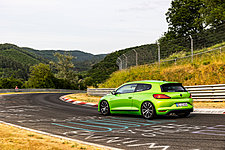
[153,94,171,99]
[189,94,192,98]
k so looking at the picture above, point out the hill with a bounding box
[0,43,106,80]
[22,47,106,72]
[100,43,225,88]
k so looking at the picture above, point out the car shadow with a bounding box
[98,113,195,120]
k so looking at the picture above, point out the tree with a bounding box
[165,0,204,38]
[50,52,76,80]
[0,77,23,89]
[198,0,225,28]
[26,63,55,88]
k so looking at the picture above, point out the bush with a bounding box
[0,78,23,89]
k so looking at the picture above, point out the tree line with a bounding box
[0,53,88,90]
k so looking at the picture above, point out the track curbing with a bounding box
[60,96,98,107]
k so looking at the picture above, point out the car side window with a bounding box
[116,84,137,94]
[135,84,152,92]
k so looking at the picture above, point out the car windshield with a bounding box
[116,84,137,94]
[161,83,187,92]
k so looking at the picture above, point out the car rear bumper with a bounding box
[156,106,193,115]
[165,108,193,115]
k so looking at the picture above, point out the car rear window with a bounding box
[161,83,187,92]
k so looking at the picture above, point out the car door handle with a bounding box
[128,97,132,99]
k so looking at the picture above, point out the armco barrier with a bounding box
[185,84,225,102]
[0,89,85,93]
[87,84,225,102]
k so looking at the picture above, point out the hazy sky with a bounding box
[0,0,172,54]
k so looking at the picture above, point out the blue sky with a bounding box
[0,0,172,54]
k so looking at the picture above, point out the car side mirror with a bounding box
[111,91,117,95]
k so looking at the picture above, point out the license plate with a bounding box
[176,103,188,107]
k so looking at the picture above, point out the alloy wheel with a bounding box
[100,100,110,115]
[141,101,155,119]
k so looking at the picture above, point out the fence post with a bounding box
[118,57,123,70]
[123,54,128,69]
[189,35,193,63]
[133,49,138,66]
[157,41,160,65]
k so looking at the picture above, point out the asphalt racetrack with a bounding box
[0,93,224,150]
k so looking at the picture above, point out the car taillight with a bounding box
[153,94,171,99]
[189,94,192,98]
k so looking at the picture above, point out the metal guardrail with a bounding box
[0,89,85,93]
[87,84,225,102]
[185,84,225,102]
[87,88,115,96]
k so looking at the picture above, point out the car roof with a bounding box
[123,80,179,85]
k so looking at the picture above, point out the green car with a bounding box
[98,80,193,119]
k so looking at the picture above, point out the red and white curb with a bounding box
[60,96,225,114]
[60,96,98,108]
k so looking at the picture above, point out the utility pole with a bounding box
[189,35,193,63]
[133,49,138,66]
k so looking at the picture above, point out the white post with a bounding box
[133,49,138,66]
[123,54,128,69]
[118,57,123,70]
[189,35,193,63]
[157,41,160,64]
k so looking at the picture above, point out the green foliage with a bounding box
[199,0,225,27]
[23,47,106,72]
[26,63,56,88]
[100,45,225,88]
[0,77,23,89]
[160,0,225,59]
[0,43,106,81]
[165,0,225,38]
[50,52,75,80]
[166,0,204,38]
[0,44,46,80]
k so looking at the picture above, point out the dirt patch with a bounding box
[193,102,225,109]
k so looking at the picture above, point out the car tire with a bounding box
[141,101,155,119]
[100,100,110,116]
[176,112,190,118]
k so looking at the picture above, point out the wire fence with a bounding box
[117,23,225,70]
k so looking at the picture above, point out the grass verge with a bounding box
[100,44,225,88]
[65,93,224,109]
[0,123,103,150]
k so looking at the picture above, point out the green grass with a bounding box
[100,43,225,88]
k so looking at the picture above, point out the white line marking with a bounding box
[0,120,121,150]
